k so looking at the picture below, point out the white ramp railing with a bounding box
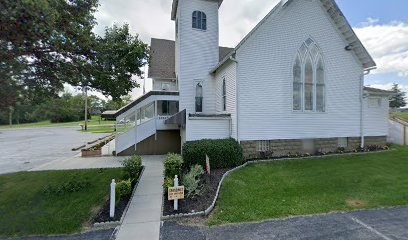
[388,119,408,145]
[136,118,156,143]
[116,126,136,155]
[115,118,157,155]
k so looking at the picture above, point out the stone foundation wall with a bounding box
[241,136,387,160]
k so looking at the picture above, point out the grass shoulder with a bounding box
[207,146,408,226]
[0,115,115,131]
[0,168,123,237]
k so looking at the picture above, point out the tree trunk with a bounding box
[9,106,13,126]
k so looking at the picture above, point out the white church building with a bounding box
[107,0,392,158]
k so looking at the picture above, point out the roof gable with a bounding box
[213,0,376,72]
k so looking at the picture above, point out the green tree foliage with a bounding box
[93,24,149,100]
[103,95,133,111]
[1,0,149,114]
[390,83,407,109]
[1,0,99,95]
[0,92,95,124]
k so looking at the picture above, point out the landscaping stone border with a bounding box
[161,149,394,220]
[93,166,145,229]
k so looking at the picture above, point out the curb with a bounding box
[161,149,393,220]
[72,145,86,151]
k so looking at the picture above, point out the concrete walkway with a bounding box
[29,154,125,171]
[116,155,165,240]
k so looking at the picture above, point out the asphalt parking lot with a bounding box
[0,127,108,174]
[161,206,408,240]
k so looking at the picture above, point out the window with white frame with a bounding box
[293,38,325,112]
[195,82,203,112]
[222,78,226,111]
[192,11,207,30]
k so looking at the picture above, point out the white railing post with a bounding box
[174,175,179,211]
[110,179,116,218]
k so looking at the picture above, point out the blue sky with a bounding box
[337,0,408,26]
[336,0,408,90]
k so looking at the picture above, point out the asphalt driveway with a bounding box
[0,127,108,175]
[161,206,408,240]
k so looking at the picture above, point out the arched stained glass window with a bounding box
[195,83,203,112]
[293,55,302,111]
[293,38,325,112]
[222,78,226,111]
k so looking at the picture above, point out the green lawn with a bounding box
[80,124,116,134]
[0,116,115,130]
[208,146,408,225]
[392,112,408,122]
[0,168,124,237]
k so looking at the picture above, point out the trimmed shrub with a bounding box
[163,153,183,178]
[183,165,205,198]
[163,177,174,194]
[115,179,132,203]
[182,138,243,169]
[122,155,142,180]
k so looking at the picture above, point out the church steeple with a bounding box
[172,0,222,114]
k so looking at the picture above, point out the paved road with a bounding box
[0,127,108,175]
[161,206,408,240]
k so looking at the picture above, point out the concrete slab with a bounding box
[0,127,109,174]
[116,222,160,240]
[115,155,165,240]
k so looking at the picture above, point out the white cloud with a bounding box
[93,0,280,98]
[354,20,408,77]
[94,0,280,47]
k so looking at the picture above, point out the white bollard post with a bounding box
[174,175,179,211]
[110,179,116,218]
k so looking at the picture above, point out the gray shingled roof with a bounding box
[148,38,233,79]
[148,38,176,79]
[364,87,395,95]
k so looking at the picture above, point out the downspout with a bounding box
[360,67,374,148]
[229,54,239,141]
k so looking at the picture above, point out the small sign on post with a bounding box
[110,179,116,218]
[168,175,184,211]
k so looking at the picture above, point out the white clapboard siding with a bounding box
[236,0,365,141]
[363,97,389,136]
[186,118,230,141]
[177,0,219,115]
[214,62,237,139]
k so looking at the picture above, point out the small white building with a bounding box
[110,0,392,158]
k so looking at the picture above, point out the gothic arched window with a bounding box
[293,38,325,112]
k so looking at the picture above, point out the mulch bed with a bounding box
[93,194,131,222]
[93,167,145,223]
[163,168,231,216]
